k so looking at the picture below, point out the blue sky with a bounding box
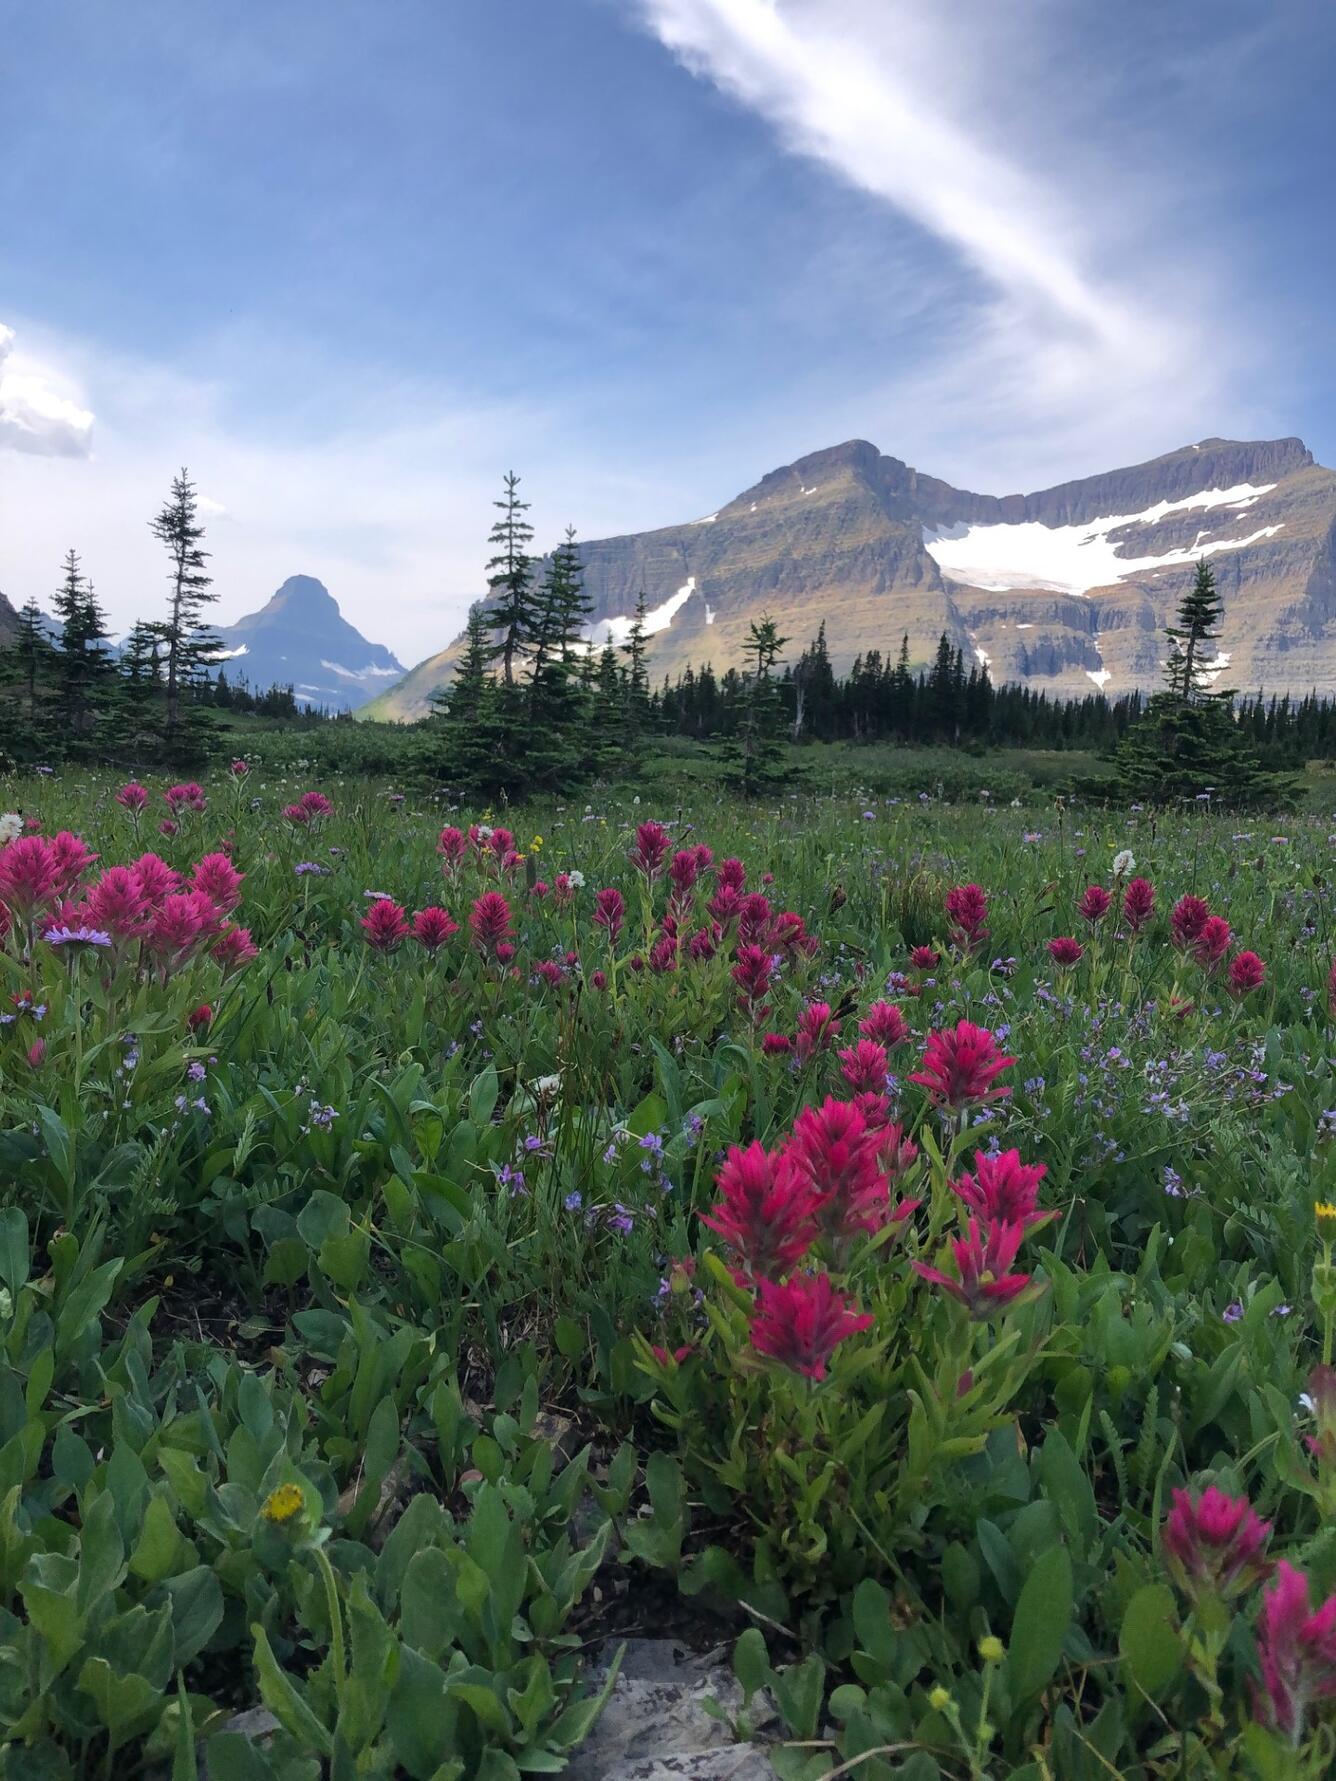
[2,0,1334,660]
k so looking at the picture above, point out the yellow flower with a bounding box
[928,1685,953,1712]
[260,1483,304,1525]
[1317,1202,1336,1227]
[530,835,544,851]
[978,1635,1005,1664]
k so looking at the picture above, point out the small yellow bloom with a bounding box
[261,1483,304,1525]
[530,835,544,851]
[928,1686,953,1712]
[978,1635,1005,1664]
[1317,1201,1336,1226]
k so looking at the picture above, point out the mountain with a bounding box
[210,576,405,711]
[361,435,1336,720]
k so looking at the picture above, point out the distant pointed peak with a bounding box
[269,574,338,614]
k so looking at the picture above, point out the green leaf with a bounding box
[130,1493,189,1584]
[1119,1583,1183,1701]
[0,1207,29,1294]
[733,1627,772,1702]
[468,1065,500,1126]
[250,1623,333,1758]
[771,1652,826,1740]
[1007,1542,1072,1705]
[164,1567,224,1667]
[296,1190,349,1251]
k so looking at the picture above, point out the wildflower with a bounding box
[910,1021,1016,1112]
[651,1344,695,1366]
[469,890,514,955]
[787,1097,888,1243]
[159,819,178,838]
[0,812,22,846]
[590,969,608,991]
[165,782,207,814]
[361,899,412,952]
[146,892,218,970]
[1193,915,1233,970]
[0,836,60,917]
[187,1004,213,1034]
[1162,1486,1273,1602]
[1170,894,1211,950]
[230,758,250,777]
[945,883,989,952]
[795,1000,840,1061]
[859,1001,909,1047]
[1123,876,1156,931]
[212,925,258,972]
[1228,950,1266,997]
[608,1203,635,1234]
[1222,1301,1244,1324]
[979,1636,1005,1664]
[731,944,773,1018]
[749,1273,874,1380]
[260,1483,305,1525]
[438,826,469,871]
[564,1191,583,1212]
[875,1120,920,1184]
[912,1218,1036,1317]
[44,923,112,952]
[839,1039,890,1096]
[192,852,244,914]
[1047,936,1083,968]
[669,849,701,896]
[950,1149,1052,1231]
[1253,1561,1336,1741]
[928,1687,953,1713]
[701,1141,819,1277]
[717,857,746,894]
[1077,884,1112,924]
[26,1039,45,1070]
[761,1032,792,1055]
[295,861,330,877]
[910,946,940,971]
[131,852,180,907]
[1111,849,1136,878]
[115,782,149,813]
[593,887,625,944]
[411,905,460,951]
[629,820,672,881]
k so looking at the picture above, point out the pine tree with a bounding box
[1109,557,1288,807]
[721,614,790,796]
[52,551,115,751]
[526,528,593,786]
[2,597,56,752]
[1165,560,1226,698]
[425,608,518,798]
[620,589,652,752]
[482,472,537,686]
[149,469,218,754]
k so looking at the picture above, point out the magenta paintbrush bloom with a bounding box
[362,897,410,952]
[469,890,514,954]
[859,1000,909,1047]
[912,1218,1035,1318]
[838,1039,890,1096]
[1227,950,1266,997]
[910,1020,1015,1111]
[192,852,244,915]
[1076,884,1112,923]
[593,887,625,944]
[945,882,989,951]
[1047,935,1083,967]
[411,905,460,950]
[1171,893,1211,950]
[1253,1561,1336,1742]
[1162,1485,1273,1602]
[749,1273,874,1380]
[629,820,671,880]
[701,1140,819,1279]
[1123,876,1155,931]
[950,1149,1052,1232]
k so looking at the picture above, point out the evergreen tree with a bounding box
[2,597,56,754]
[482,472,537,686]
[620,589,652,752]
[52,550,115,751]
[1109,557,1287,807]
[1165,560,1226,698]
[526,528,593,785]
[721,614,790,796]
[149,469,218,753]
[425,608,519,798]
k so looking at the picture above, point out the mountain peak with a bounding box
[211,576,405,712]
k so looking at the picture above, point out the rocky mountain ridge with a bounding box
[363,433,1336,722]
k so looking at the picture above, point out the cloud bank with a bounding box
[0,322,95,457]
[636,0,1253,480]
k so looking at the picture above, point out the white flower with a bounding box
[1112,849,1136,878]
[568,870,585,889]
[0,813,22,847]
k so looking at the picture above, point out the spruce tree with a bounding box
[526,528,593,786]
[52,551,115,752]
[2,597,56,755]
[620,589,652,752]
[426,608,518,798]
[1109,557,1287,807]
[721,614,790,796]
[149,469,218,754]
[482,472,537,686]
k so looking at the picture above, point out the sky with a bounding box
[2,0,1335,663]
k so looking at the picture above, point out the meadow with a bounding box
[3,763,1336,1778]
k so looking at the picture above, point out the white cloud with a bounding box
[636,0,1259,483]
[0,322,95,457]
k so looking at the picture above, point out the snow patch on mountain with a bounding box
[589,578,697,646]
[923,483,1281,595]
